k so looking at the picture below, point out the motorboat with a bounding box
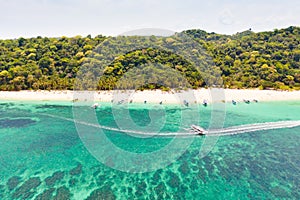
[243,99,250,104]
[91,103,99,109]
[118,100,124,105]
[203,100,208,107]
[191,125,206,135]
[183,100,189,107]
[232,100,237,105]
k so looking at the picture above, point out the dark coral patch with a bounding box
[0,184,4,198]
[23,191,35,199]
[53,186,71,200]
[190,179,199,190]
[35,188,55,200]
[45,171,65,186]
[68,178,78,187]
[70,163,82,176]
[34,104,69,110]
[86,186,116,200]
[167,172,180,188]
[179,161,190,175]
[95,175,106,186]
[270,186,289,198]
[154,182,167,199]
[12,177,41,199]
[0,118,37,128]
[152,170,161,183]
[135,181,147,197]
[7,176,21,191]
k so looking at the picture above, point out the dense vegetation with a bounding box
[185,26,300,90]
[0,35,105,90]
[0,26,299,91]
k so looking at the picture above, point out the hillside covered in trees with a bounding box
[0,26,299,91]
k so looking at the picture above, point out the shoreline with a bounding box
[0,89,300,104]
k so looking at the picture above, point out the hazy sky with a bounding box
[0,0,299,39]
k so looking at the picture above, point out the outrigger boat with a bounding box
[91,103,99,109]
[243,99,250,104]
[191,125,206,135]
[203,100,208,107]
[183,100,189,107]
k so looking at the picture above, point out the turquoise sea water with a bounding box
[0,100,300,199]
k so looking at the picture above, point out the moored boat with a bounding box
[232,100,237,105]
[243,99,250,104]
[203,100,208,107]
[91,103,99,109]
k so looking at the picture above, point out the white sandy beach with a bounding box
[0,89,300,104]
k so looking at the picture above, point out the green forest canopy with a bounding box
[0,26,299,91]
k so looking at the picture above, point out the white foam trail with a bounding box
[208,121,300,136]
[41,113,300,137]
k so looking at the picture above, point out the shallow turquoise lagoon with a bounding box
[0,100,300,199]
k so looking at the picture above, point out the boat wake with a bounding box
[41,113,300,137]
[208,120,300,136]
